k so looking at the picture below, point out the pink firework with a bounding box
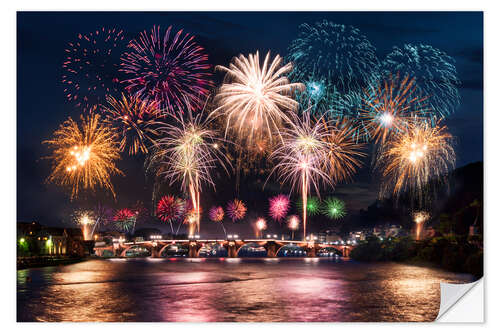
[209,206,224,222]
[269,194,290,222]
[226,199,247,222]
[120,25,213,114]
[62,27,126,112]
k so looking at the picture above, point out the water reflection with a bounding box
[17,258,476,322]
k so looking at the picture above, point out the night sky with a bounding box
[17,12,483,237]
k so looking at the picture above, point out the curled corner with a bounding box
[435,278,484,322]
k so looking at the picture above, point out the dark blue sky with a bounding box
[17,12,483,236]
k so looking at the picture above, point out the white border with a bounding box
[3,1,497,332]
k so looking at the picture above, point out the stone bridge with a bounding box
[94,239,354,258]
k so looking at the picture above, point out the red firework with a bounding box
[156,195,183,223]
[62,27,126,112]
[120,25,213,114]
[226,199,247,222]
[269,194,290,222]
[114,208,135,221]
[113,208,137,232]
[209,206,224,222]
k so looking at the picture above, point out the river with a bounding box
[17,257,475,322]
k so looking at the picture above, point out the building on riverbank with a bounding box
[17,221,86,257]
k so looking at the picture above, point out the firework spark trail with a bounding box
[382,44,461,118]
[375,121,456,206]
[148,106,229,236]
[101,94,163,155]
[287,215,300,240]
[62,27,125,112]
[90,203,113,237]
[212,51,304,149]
[255,218,267,238]
[360,73,430,143]
[72,210,96,241]
[269,111,333,239]
[44,113,122,200]
[413,211,430,241]
[120,25,213,114]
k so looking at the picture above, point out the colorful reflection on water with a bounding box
[17,258,475,322]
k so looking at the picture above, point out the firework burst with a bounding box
[44,113,122,199]
[72,209,96,241]
[148,108,229,235]
[359,73,429,143]
[323,119,366,184]
[268,194,290,222]
[120,25,213,113]
[101,94,162,155]
[226,199,247,222]
[321,197,346,220]
[113,208,137,233]
[156,195,184,223]
[296,196,321,216]
[213,51,304,148]
[269,111,332,238]
[209,206,225,222]
[382,44,460,118]
[209,205,226,236]
[375,121,456,206]
[62,27,126,112]
[287,20,380,115]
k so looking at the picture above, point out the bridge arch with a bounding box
[159,243,188,257]
[120,244,152,257]
[197,243,228,257]
[236,242,267,257]
[276,244,307,257]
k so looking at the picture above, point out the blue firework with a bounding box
[381,44,460,118]
[287,20,380,115]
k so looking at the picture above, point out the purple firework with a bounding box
[62,27,126,112]
[120,25,213,114]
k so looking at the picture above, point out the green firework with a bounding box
[296,196,320,216]
[321,197,346,220]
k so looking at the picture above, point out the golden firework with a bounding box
[101,93,162,155]
[375,121,455,204]
[323,119,366,184]
[212,51,304,149]
[360,74,429,143]
[148,108,230,235]
[44,113,123,199]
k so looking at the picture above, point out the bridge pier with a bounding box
[265,242,278,257]
[188,242,199,258]
[307,244,316,257]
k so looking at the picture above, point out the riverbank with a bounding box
[350,235,483,278]
[17,256,85,270]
